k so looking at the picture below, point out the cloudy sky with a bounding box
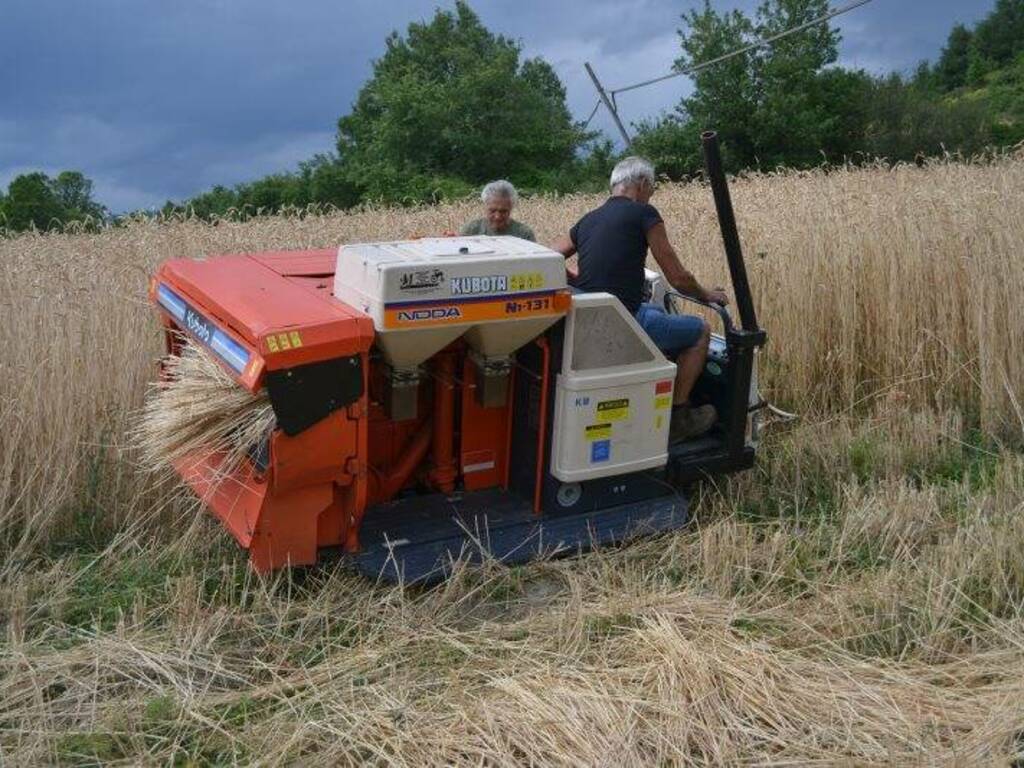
[1,0,993,212]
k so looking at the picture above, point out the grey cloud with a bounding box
[1,0,996,211]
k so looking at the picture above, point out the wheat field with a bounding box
[1,157,1023,765]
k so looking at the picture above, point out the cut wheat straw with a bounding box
[129,340,274,480]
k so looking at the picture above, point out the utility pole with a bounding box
[584,62,631,147]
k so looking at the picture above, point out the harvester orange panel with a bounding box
[153,249,376,571]
[155,250,373,380]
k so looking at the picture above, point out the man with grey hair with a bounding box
[552,156,728,443]
[460,180,536,241]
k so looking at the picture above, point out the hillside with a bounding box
[961,54,1024,146]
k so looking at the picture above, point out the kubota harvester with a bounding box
[147,132,766,582]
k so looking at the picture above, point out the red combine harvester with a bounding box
[148,132,766,582]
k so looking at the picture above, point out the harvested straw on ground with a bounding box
[129,339,274,479]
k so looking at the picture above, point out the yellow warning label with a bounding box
[596,398,629,421]
[655,395,672,410]
[266,331,303,354]
[655,414,664,430]
[509,271,545,291]
[585,423,612,441]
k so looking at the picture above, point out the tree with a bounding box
[751,0,841,166]
[672,2,758,168]
[937,24,973,90]
[863,73,993,160]
[300,154,361,210]
[50,171,106,221]
[630,115,703,181]
[239,174,301,213]
[184,185,240,219]
[647,0,851,173]
[972,0,1024,67]
[3,173,65,232]
[336,1,588,202]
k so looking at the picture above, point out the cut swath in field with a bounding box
[129,338,274,482]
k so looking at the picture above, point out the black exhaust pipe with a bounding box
[701,131,760,335]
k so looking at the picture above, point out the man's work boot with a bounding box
[669,404,717,444]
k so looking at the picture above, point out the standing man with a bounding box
[461,180,536,241]
[551,156,728,443]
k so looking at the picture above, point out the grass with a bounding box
[1,156,1023,764]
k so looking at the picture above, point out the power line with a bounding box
[608,0,875,97]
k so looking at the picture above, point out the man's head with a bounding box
[610,156,656,203]
[481,180,518,233]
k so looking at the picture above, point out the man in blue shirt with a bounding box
[552,156,728,443]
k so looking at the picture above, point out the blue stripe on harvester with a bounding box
[211,330,250,373]
[157,282,251,375]
[156,284,186,321]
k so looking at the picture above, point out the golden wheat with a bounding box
[2,155,1021,549]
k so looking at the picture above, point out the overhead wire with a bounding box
[606,0,876,98]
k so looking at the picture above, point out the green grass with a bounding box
[59,552,181,630]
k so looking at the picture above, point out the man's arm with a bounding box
[550,234,576,258]
[646,222,728,305]
[550,234,579,281]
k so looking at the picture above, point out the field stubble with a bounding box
[1,158,1024,764]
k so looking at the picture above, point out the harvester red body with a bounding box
[149,133,767,582]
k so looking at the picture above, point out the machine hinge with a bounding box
[345,458,366,478]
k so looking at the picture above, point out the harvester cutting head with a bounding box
[146,132,766,582]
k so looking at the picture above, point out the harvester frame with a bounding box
[148,131,766,582]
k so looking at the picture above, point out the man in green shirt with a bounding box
[460,180,536,241]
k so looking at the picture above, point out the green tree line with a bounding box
[632,0,1024,178]
[3,0,1022,233]
[0,171,106,233]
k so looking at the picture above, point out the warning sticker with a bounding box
[585,423,612,441]
[655,395,672,410]
[509,271,546,291]
[265,331,303,353]
[596,398,629,421]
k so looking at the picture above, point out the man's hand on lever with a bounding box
[701,287,729,306]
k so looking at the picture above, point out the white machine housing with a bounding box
[551,293,677,482]
[334,236,568,369]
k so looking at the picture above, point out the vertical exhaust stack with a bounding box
[700,130,767,456]
[701,131,762,337]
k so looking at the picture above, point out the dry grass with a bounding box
[2,413,1024,764]
[1,157,1024,764]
